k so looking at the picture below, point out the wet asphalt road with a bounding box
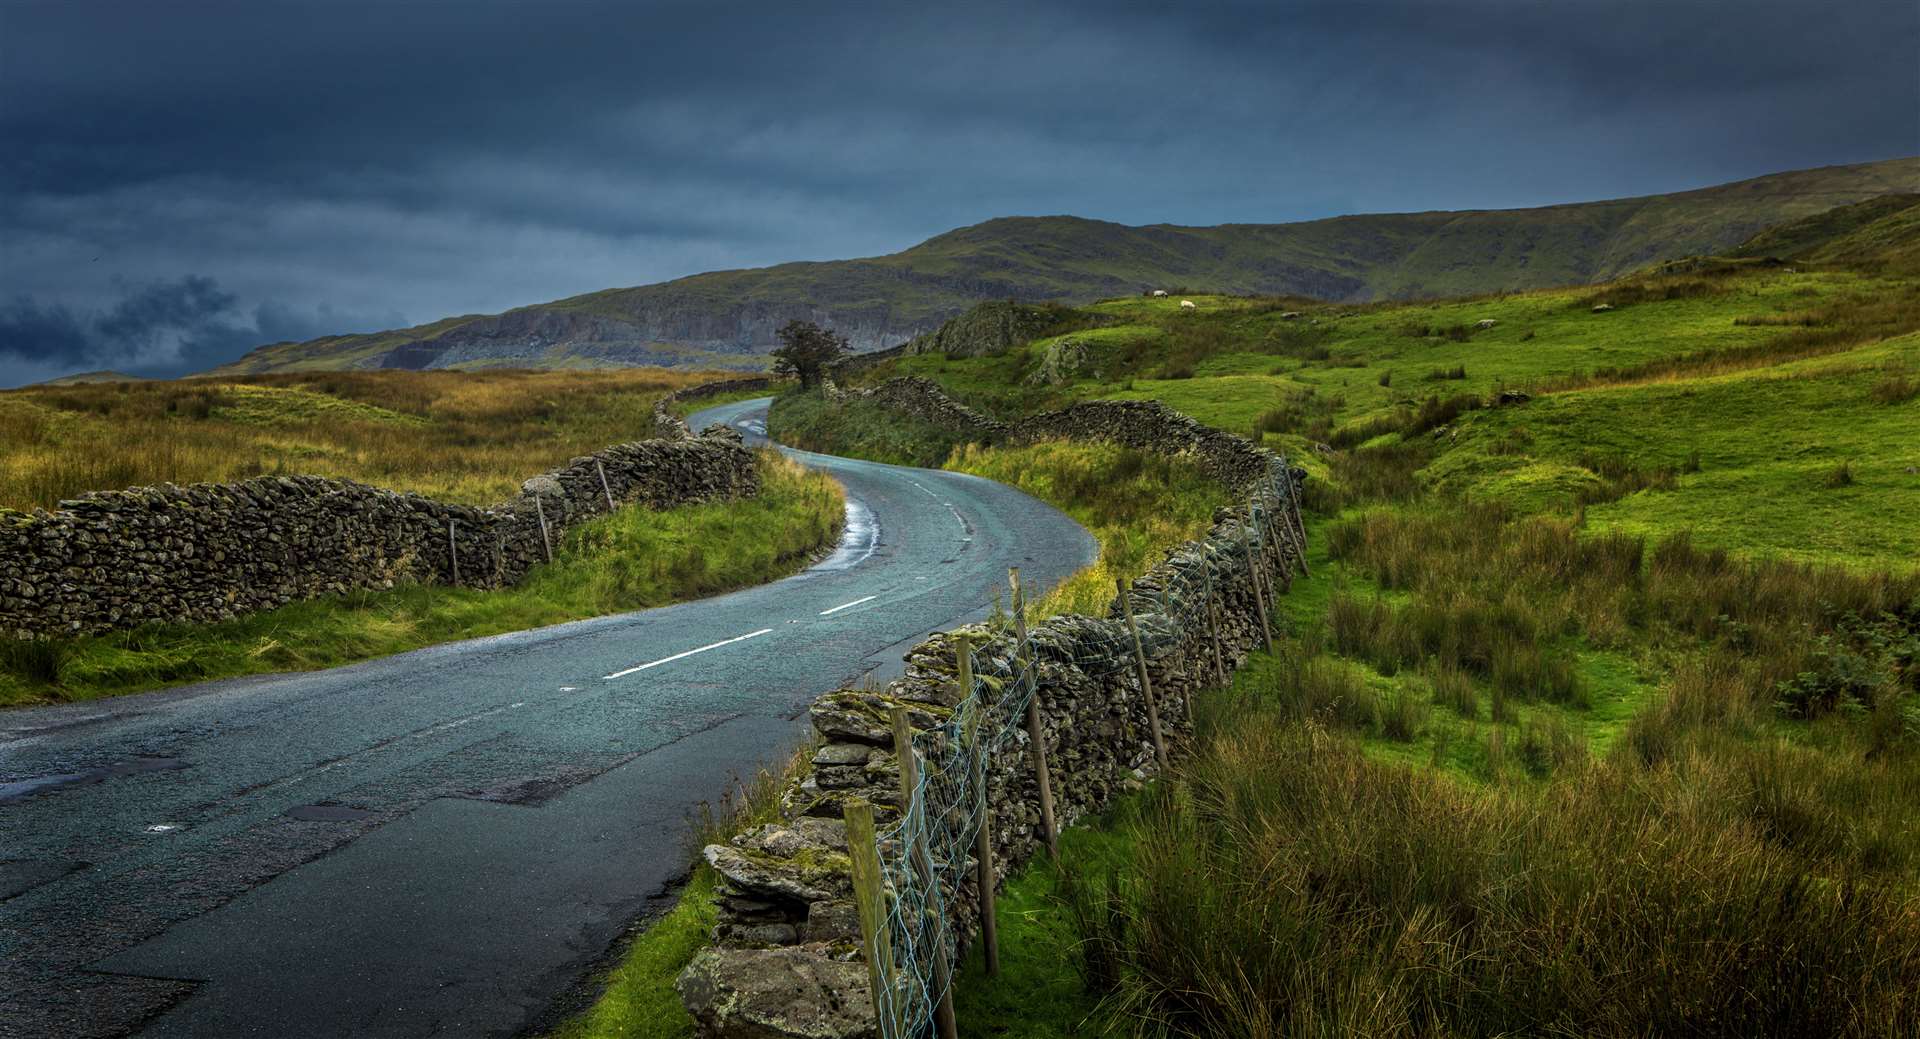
[0,398,1096,1038]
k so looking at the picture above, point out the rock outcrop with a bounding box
[903,301,1070,359]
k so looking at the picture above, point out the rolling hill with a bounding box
[210,156,1919,376]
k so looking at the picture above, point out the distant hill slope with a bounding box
[33,370,150,386]
[1729,193,1920,275]
[211,156,1919,375]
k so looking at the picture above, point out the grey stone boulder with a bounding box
[705,844,852,904]
[520,474,564,498]
[677,946,876,1039]
[809,689,943,744]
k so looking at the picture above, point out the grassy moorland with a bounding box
[0,450,843,708]
[803,204,1920,1035]
[0,368,726,510]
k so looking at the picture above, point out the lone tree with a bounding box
[771,319,850,389]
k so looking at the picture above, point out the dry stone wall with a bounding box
[1012,399,1270,492]
[823,376,1011,444]
[676,411,1309,1038]
[823,375,1272,493]
[652,376,785,439]
[0,427,758,639]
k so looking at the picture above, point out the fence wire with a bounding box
[864,455,1301,1037]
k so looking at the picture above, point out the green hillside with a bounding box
[763,206,1920,1038]
[833,202,1920,572]
[213,157,1919,375]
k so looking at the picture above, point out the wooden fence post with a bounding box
[1240,519,1273,652]
[1278,469,1310,577]
[1116,577,1169,770]
[891,708,959,1039]
[1009,568,1058,860]
[1201,555,1229,687]
[534,496,553,564]
[447,518,459,586]
[958,636,1000,978]
[1258,503,1284,605]
[595,459,616,511]
[844,798,902,1037]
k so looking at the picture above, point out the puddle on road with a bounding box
[284,803,372,822]
[810,497,878,572]
[0,757,186,805]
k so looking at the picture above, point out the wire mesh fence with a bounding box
[858,455,1301,1037]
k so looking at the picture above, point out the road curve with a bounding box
[0,397,1096,1039]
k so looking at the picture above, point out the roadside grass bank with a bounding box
[764,390,1232,620]
[768,388,975,468]
[946,440,1228,618]
[0,368,723,510]
[0,451,843,707]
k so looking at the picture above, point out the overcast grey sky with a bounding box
[2,0,1916,385]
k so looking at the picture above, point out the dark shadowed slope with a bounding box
[210,157,1920,374]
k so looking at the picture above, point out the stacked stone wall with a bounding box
[0,428,758,639]
[820,375,1272,492]
[677,416,1309,1037]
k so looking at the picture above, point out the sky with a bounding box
[2,0,1916,386]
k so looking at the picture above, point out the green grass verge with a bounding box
[544,871,718,1039]
[952,814,1132,1037]
[945,440,1228,618]
[0,451,844,707]
[769,388,977,467]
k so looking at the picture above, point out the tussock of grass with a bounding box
[0,452,843,706]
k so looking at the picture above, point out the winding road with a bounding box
[0,398,1096,1038]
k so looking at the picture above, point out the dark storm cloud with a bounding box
[0,275,402,381]
[2,0,1916,385]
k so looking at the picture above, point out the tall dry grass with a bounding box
[0,368,721,510]
[1075,719,1920,1038]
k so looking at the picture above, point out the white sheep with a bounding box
[1180,300,1197,310]
[1151,289,1169,297]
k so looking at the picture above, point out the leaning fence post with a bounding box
[595,459,616,511]
[891,707,959,1039]
[1240,518,1274,652]
[533,496,553,564]
[1256,502,1283,611]
[1009,568,1058,860]
[1201,554,1229,686]
[447,518,459,586]
[958,637,1000,978]
[843,798,901,1038]
[1276,467,1310,577]
[1116,577,1169,770]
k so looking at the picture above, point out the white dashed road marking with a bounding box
[603,628,775,680]
[819,595,877,616]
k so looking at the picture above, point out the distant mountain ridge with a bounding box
[34,369,150,386]
[210,156,1920,375]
